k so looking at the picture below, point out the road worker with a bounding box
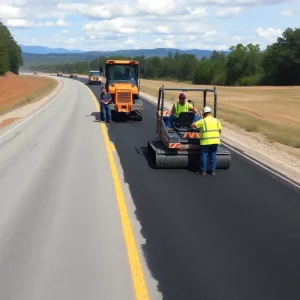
[100,86,113,123]
[191,106,222,176]
[167,92,201,128]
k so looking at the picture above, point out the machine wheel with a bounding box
[133,99,143,121]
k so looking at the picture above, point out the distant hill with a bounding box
[21,47,230,66]
[20,45,85,54]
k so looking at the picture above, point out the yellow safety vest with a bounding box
[197,116,221,145]
[174,102,192,118]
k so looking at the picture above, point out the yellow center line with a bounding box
[89,89,150,300]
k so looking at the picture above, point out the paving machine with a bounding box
[99,60,144,121]
[148,85,231,169]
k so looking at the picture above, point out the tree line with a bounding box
[30,27,300,86]
[0,20,23,75]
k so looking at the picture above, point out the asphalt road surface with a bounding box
[0,77,146,300]
[1,75,300,300]
[83,77,300,300]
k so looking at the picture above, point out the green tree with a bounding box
[0,40,10,75]
[262,27,300,85]
[28,27,300,86]
[0,21,23,74]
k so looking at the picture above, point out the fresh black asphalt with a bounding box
[83,78,300,300]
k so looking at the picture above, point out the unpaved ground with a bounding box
[0,73,62,131]
[140,79,300,148]
[140,91,300,185]
[0,72,58,116]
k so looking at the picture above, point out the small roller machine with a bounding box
[148,85,231,170]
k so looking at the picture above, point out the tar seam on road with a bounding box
[89,89,150,300]
[140,95,300,190]
[0,78,66,140]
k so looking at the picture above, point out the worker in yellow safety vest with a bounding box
[191,106,222,176]
[167,92,201,127]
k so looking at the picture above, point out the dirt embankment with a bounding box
[0,72,58,129]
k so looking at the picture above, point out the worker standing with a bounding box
[167,92,201,128]
[191,106,222,176]
[100,86,113,123]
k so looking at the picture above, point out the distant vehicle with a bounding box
[88,70,102,85]
[57,71,63,76]
[70,71,77,78]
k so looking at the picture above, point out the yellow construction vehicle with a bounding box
[99,59,144,121]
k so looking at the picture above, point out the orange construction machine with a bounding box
[100,59,144,121]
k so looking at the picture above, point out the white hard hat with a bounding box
[203,106,212,113]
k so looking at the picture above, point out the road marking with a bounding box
[0,79,66,140]
[110,142,116,151]
[90,91,150,300]
[140,95,300,190]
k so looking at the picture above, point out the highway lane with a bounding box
[84,78,300,300]
[0,77,139,300]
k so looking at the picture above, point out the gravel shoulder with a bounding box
[140,91,300,185]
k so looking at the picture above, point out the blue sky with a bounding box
[1,0,300,51]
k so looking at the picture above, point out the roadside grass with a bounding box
[0,78,58,116]
[140,79,300,149]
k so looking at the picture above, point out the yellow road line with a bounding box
[110,142,116,151]
[90,91,150,300]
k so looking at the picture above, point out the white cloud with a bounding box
[215,45,228,50]
[136,0,183,16]
[155,26,170,34]
[57,3,137,19]
[0,4,25,18]
[124,37,135,44]
[0,0,296,51]
[64,37,85,45]
[232,35,243,41]
[153,36,176,48]
[216,7,243,17]
[281,10,293,16]
[83,18,138,35]
[56,18,69,26]
[256,27,283,42]
[83,16,214,36]
[6,18,36,27]
[3,17,69,28]
[193,0,298,6]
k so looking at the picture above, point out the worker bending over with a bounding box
[167,92,201,128]
[191,106,222,176]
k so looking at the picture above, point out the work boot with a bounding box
[195,171,206,175]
